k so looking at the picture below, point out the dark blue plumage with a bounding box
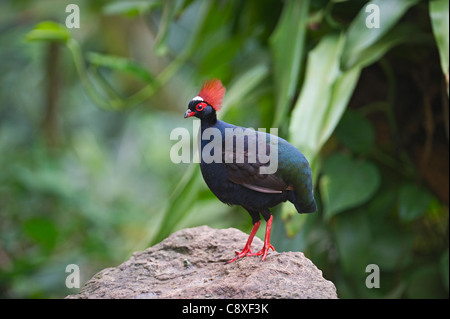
[184,79,316,262]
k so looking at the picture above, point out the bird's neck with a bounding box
[200,113,218,130]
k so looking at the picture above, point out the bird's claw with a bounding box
[227,247,252,264]
[247,244,275,261]
[227,244,275,263]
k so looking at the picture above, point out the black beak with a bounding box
[184,109,196,118]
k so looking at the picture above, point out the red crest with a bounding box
[198,79,226,111]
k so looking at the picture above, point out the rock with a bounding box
[66,226,338,299]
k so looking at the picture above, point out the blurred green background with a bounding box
[0,0,448,298]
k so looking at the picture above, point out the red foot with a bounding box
[227,246,253,264]
[248,215,275,261]
[227,220,260,264]
[227,215,276,263]
[247,243,275,262]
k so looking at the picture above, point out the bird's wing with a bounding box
[222,131,293,194]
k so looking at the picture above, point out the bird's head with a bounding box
[184,79,225,120]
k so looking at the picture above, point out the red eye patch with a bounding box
[196,102,207,112]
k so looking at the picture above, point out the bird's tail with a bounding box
[297,199,317,214]
[289,192,317,214]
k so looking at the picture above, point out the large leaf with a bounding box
[429,0,449,93]
[318,66,361,151]
[289,1,423,170]
[284,34,361,233]
[406,265,447,298]
[335,109,375,154]
[270,0,309,127]
[397,183,433,222]
[154,0,185,56]
[345,23,428,70]
[341,0,420,70]
[289,33,360,165]
[333,211,371,275]
[320,153,381,220]
[370,224,413,271]
[221,63,269,116]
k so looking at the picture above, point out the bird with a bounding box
[184,79,317,263]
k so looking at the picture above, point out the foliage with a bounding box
[0,0,448,298]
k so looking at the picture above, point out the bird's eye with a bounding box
[196,102,207,112]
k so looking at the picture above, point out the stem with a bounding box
[43,42,60,148]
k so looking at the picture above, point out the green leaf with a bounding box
[370,226,413,271]
[24,218,58,251]
[87,52,155,84]
[102,0,161,16]
[318,66,361,149]
[198,35,244,77]
[289,33,343,160]
[349,23,428,70]
[341,0,420,70]
[320,153,381,220]
[154,0,185,56]
[289,33,361,168]
[429,0,449,92]
[397,183,433,222]
[270,0,309,127]
[407,265,447,298]
[335,109,375,154]
[221,63,269,116]
[25,21,71,43]
[333,211,371,274]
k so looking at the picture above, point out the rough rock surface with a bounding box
[66,226,337,299]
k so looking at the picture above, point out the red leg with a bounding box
[248,215,275,261]
[227,220,261,264]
